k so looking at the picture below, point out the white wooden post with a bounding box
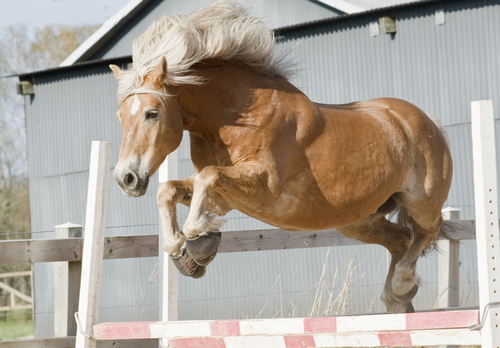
[158,150,179,323]
[471,100,500,347]
[54,222,82,337]
[437,207,460,309]
[75,142,111,348]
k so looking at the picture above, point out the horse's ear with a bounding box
[109,64,124,81]
[150,56,167,88]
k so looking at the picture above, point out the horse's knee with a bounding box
[157,181,178,207]
[195,166,222,190]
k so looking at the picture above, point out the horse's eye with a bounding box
[145,110,158,120]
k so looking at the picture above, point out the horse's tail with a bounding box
[395,206,459,255]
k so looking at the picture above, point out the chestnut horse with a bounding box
[110,1,452,314]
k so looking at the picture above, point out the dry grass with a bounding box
[253,248,361,319]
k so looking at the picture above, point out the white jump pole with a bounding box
[158,149,180,348]
[158,150,180,319]
[471,100,500,347]
[75,141,111,348]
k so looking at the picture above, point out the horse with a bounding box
[110,1,452,314]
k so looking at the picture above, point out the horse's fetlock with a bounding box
[162,239,185,256]
[392,265,421,297]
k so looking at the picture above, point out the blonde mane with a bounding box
[116,0,287,103]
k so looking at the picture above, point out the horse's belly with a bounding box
[253,174,394,231]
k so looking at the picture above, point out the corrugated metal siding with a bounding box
[26,65,161,338]
[92,0,341,60]
[166,0,499,318]
[276,0,500,219]
[24,0,500,336]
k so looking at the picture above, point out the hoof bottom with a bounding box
[185,231,222,266]
[170,248,206,278]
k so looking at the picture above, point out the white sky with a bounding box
[0,0,130,29]
[0,0,416,30]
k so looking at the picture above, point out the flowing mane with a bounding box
[116,0,287,103]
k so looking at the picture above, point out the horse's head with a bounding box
[110,57,183,197]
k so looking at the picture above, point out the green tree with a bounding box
[0,23,98,322]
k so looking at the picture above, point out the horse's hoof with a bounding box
[406,302,415,313]
[185,231,222,266]
[393,283,419,303]
[170,248,206,278]
[392,267,420,297]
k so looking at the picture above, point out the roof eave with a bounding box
[316,0,369,14]
[60,0,152,67]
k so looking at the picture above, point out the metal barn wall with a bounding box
[173,0,496,319]
[23,0,500,337]
[275,0,500,219]
[24,62,162,338]
[92,0,341,60]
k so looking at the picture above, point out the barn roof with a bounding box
[16,0,440,80]
[59,0,430,67]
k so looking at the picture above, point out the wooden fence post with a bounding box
[54,222,82,337]
[75,141,111,348]
[437,207,460,309]
[471,100,500,346]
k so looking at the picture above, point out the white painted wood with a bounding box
[410,329,481,346]
[336,313,406,332]
[369,21,379,36]
[158,150,179,322]
[435,9,446,25]
[239,318,304,335]
[224,335,288,348]
[75,142,111,348]
[54,223,83,337]
[437,208,460,309]
[316,0,367,14]
[437,238,460,308]
[471,100,500,347]
[313,332,381,347]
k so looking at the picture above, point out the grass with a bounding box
[0,319,34,340]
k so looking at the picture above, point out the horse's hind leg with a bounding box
[391,205,443,300]
[339,216,414,313]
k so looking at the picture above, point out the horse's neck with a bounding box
[176,63,297,133]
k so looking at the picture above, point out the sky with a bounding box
[0,0,130,29]
[0,0,416,30]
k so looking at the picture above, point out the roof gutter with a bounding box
[60,0,152,67]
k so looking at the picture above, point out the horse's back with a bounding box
[307,97,452,227]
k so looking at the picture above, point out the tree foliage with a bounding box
[0,24,97,319]
[0,24,98,240]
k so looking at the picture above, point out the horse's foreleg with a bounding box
[157,177,206,278]
[182,164,271,263]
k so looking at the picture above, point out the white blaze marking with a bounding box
[130,95,141,115]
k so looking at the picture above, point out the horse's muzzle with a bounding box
[114,169,149,197]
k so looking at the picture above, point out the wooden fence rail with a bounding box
[0,271,32,313]
[0,222,476,265]
[0,216,476,346]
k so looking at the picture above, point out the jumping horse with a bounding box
[110,1,452,314]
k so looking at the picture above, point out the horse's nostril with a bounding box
[124,173,135,186]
